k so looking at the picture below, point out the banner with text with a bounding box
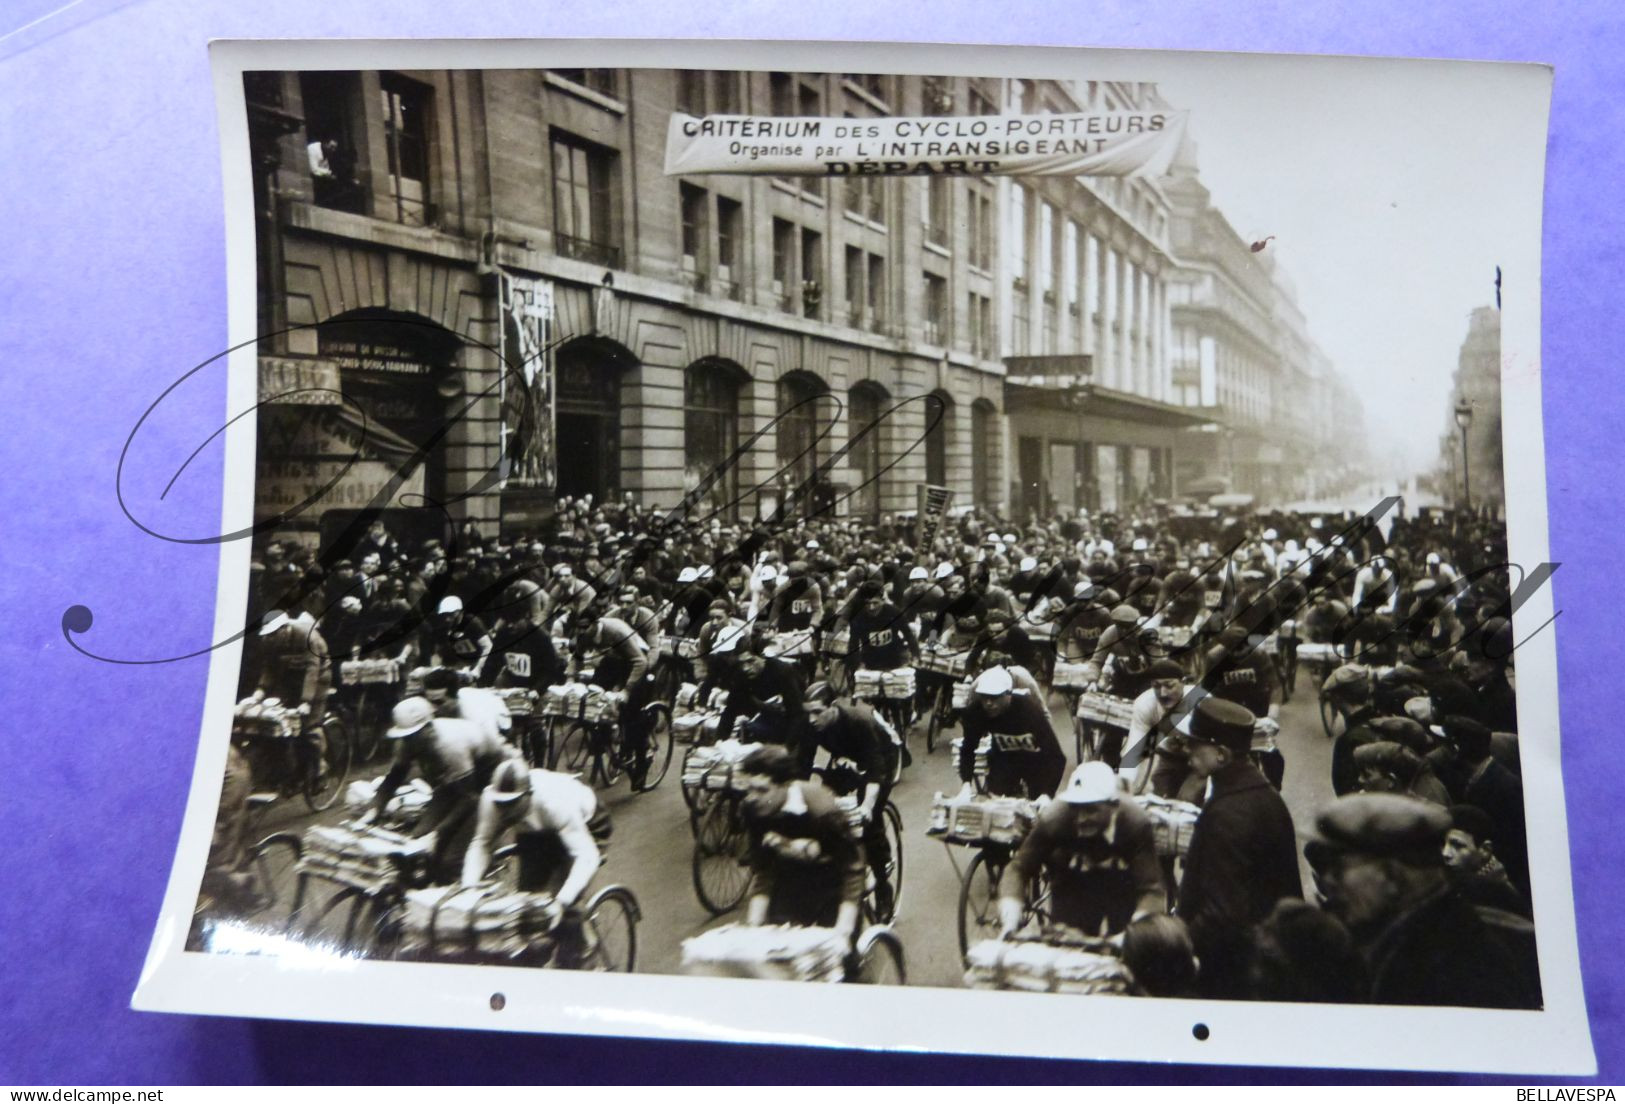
[665,110,1189,178]
[916,484,955,554]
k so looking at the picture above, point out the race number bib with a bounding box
[505,651,532,678]
[791,599,812,615]
[867,628,893,648]
[992,733,1039,754]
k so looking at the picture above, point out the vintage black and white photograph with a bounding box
[135,39,1583,1071]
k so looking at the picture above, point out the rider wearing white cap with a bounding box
[998,761,1165,938]
[956,666,1066,800]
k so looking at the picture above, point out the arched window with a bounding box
[924,389,953,488]
[971,399,997,508]
[684,359,743,519]
[776,371,830,500]
[848,382,888,521]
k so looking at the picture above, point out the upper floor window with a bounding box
[380,73,432,227]
[551,131,619,267]
[301,72,365,215]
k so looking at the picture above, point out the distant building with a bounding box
[1438,306,1504,513]
[999,80,1212,518]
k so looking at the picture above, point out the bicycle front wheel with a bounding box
[692,800,752,915]
[550,721,593,775]
[957,849,1003,956]
[246,832,303,933]
[304,715,352,812]
[851,926,906,985]
[582,885,640,972]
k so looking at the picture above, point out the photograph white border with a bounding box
[132,36,1591,1075]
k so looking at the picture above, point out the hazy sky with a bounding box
[1137,53,1547,476]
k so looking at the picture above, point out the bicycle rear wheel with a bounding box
[582,885,640,972]
[851,926,906,985]
[956,849,1003,956]
[634,704,674,792]
[876,802,904,922]
[304,715,352,812]
[352,687,384,763]
[246,832,302,933]
[692,800,752,915]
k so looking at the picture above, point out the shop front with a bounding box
[255,309,466,555]
[1005,379,1212,519]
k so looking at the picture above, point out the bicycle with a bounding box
[295,837,640,971]
[690,782,753,915]
[813,762,904,925]
[549,700,674,793]
[953,840,1051,957]
[188,793,304,951]
[233,704,353,813]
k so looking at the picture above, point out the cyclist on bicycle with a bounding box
[547,563,597,631]
[767,560,823,675]
[737,744,867,944]
[967,606,1036,675]
[1055,581,1113,675]
[997,761,1166,939]
[460,759,613,952]
[577,612,656,783]
[421,595,492,678]
[955,666,1066,800]
[482,583,564,693]
[364,696,523,885]
[250,608,332,777]
[848,581,921,675]
[714,632,808,747]
[608,584,663,662]
[798,686,902,920]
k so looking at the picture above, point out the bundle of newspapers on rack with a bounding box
[949,734,991,785]
[338,658,402,685]
[343,775,434,828]
[964,938,1134,995]
[1130,793,1202,858]
[918,645,970,677]
[398,884,556,956]
[680,737,764,792]
[680,924,848,982]
[671,682,726,742]
[297,823,430,893]
[540,681,626,723]
[1076,691,1135,729]
[927,791,1042,845]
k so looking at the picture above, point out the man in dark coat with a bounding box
[1305,793,1540,1008]
[1177,697,1303,1000]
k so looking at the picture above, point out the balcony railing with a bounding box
[556,234,621,268]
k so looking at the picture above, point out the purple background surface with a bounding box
[2,0,1621,1085]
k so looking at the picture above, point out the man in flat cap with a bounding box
[1305,793,1539,1008]
[1177,697,1303,999]
[1322,664,1384,796]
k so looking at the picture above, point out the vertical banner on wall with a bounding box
[916,483,955,554]
[498,272,556,490]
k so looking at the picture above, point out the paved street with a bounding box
[247,662,1338,987]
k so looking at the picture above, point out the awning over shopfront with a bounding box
[1004,378,1216,429]
[1003,373,1216,516]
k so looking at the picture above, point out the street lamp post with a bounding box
[1454,398,1474,516]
